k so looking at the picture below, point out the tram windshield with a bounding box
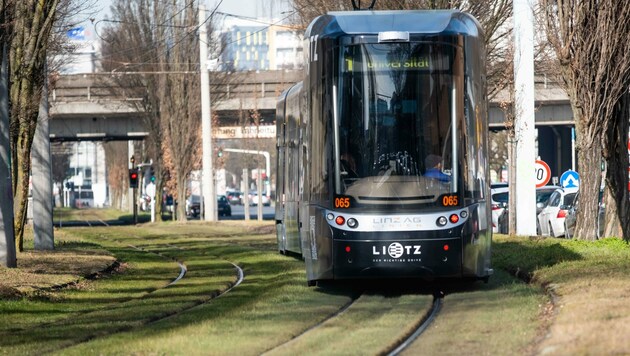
[335,42,461,206]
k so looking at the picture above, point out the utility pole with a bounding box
[513,0,537,235]
[0,45,16,267]
[32,64,54,250]
[199,5,217,222]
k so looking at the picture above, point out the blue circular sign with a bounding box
[560,170,580,188]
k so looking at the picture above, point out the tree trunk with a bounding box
[12,101,37,252]
[602,91,630,240]
[573,140,602,240]
[176,172,187,222]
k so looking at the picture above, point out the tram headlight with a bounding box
[437,216,448,227]
[335,216,345,225]
[347,218,358,228]
[327,213,335,221]
[460,210,468,219]
[449,214,459,224]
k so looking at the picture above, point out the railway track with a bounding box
[386,292,444,355]
[33,217,245,353]
[260,283,443,356]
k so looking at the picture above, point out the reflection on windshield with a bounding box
[336,42,460,206]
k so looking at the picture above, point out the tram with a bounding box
[275,9,492,286]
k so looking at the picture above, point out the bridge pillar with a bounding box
[32,73,54,250]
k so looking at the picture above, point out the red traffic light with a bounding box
[129,169,139,188]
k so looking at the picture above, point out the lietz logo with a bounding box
[388,243,405,258]
[372,242,421,259]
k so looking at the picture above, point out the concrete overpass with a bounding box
[49,70,302,141]
[49,70,576,178]
[50,71,573,133]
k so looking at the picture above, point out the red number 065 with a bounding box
[335,197,350,208]
[442,195,458,206]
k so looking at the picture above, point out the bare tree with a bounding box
[101,0,233,221]
[103,141,129,209]
[540,1,630,241]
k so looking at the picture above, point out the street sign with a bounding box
[535,160,551,188]
[560,170,580,188]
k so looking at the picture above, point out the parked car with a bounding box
[536,185,560,215]
[496,185,562,235]
[226,191,243,205]
[490,186,509,233]
[537,187,578,237]
[217,195,232,216]
[186,195,232,217]
[249,191,271,206]
[564,192,605,239]
[186,195,201,217]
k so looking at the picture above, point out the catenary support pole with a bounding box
[513,0,537,235]
[0,45,16,267]
[199,5,216,221]
[32,65,54,250]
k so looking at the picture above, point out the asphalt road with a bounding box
[215,204,275,221]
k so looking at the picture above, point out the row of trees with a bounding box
[287,0,630,241]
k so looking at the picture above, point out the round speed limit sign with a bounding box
[535,160,551,188]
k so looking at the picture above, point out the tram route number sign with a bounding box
[535,160,551,188]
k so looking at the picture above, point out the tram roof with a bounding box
[308,10,482,39]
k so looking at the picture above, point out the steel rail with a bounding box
[386,294,444,356]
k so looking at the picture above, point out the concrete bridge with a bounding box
[50,71,573,135]
[49,70,303,141]
[49,70,575,176]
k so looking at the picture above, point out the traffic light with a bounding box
[149,168,156,183]
[129,168,139,188]
[217,148,223,157]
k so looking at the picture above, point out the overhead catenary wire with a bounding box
[91,0,224,73]
[60,1,305,74]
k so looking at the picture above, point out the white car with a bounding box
[248,191,271,206]
[490,186,509,233]
[537,187,578,237]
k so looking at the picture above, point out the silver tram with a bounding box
[275,10,492,286]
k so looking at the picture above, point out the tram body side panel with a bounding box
[275,91,288,251]
[460,203,492,277]
[460,29,492,278]
[284,84,303,254]
[301,33,333,281]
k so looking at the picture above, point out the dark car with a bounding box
[226,191,243,205]
[186,195,232,217]
[217,195,232,216]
